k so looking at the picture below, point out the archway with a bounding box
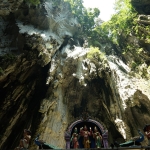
[64,119,108,149]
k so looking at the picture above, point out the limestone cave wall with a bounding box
[0,0,150,150]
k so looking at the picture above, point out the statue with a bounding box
[120,130,144,147]
[93,126,102,148]
[143,124,150,146]
[34,134,59,149]
[71,127,80,149]
[15,129,31,150]
[80,125,92,148]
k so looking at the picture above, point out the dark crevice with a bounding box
[0,63,49,150]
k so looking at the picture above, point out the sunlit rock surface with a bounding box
[0,0,150,150]
[34,44,150,148]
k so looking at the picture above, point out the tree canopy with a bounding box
[50,0,150,76]
[101,0,137,44]
[64,0,100,38]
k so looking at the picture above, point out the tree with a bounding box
[101,0,137,45]
[64,0,100,38]
[87,46,106,62]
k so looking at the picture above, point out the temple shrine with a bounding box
[65,112,108,149]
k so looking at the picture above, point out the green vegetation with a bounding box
[64,0,100,38]
[65,0,150,75]
[130,61,139,70]
[99,0,137,45]
[87,47,109,77]
[25,0,40,5]
[63,0,139,49]
[87,47,106,62]
[90,0,150,76]
[23,0,150,77]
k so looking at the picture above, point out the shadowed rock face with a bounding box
[0,58,49,149]
[0,0,23,16]
[0,0,150,150]
[131,0,150,14]
[0,0,81,149]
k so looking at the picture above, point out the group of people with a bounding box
[71,125,102,149]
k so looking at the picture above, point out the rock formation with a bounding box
[131,0,150,14]
[0,0,150,150]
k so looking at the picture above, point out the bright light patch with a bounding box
[83,0,116,21]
